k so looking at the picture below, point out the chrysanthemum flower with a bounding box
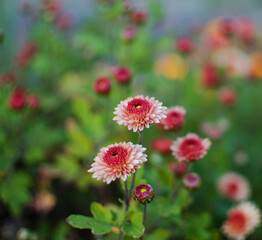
[88,142,147,184]
[222,202,260,240]
[217,172,250,201]
[158,106,186,131]
[113,95,167,132]
[171,133,211,162]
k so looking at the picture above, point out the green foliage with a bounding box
[122,212,144,238]
[66,215,114,235]
[0,172,31,215]
[66,202,115,235]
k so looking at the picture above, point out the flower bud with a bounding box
[183,173,201,190]
[122,28,136,42]
[113,67,132,84]
[131,10,146,24]
[28,95,40,109]
[94,77,111,95]
[133,184,155,204]
[175,37,194,54]
[9,89,26,111]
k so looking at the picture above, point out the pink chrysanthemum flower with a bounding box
[88,142,147,184]
[217,172,250,201]
[159,106,186,131]
[113,95,167,132]
[222,202,260,240]
[171,133,211,162]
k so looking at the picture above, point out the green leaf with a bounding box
[0,172,31,215]
[146,228,171,240]
[122,212,144,238]
[66,215,113,235]
[91,202,113,223]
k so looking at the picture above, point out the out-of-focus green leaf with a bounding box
[0,172,31,215]
[146,228,171,240]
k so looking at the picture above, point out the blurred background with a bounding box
[1,0,262,239]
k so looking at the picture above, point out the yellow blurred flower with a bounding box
[154,53,188,80]
[251,52,262,79]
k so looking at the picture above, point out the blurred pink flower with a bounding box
[56,13,73,30]
[217,172,250,201]
[151,137,172,154]
[17,42,38,67]
[28,95,40,109]
[112,66,132,84]
[171,133,211,162]
[113,95,167,132]
[158,106,186,131]
[219,87,237,106]
[122,28,136,41]
[202,63,220,87]
[88,142,147,184]
[9,89,27,111]
[222,202,260,240]
[131,10,147,24]
[183,173,201,190]
[94,77,111,95]
[175,37,194,54]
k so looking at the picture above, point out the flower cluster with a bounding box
[9,88,40,111]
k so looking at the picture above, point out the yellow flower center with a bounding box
[140,188,147,193]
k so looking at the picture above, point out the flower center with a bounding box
[181,138,201,151]
[227,182,238,196]
[127,98,150,115]
[229,212,246,229]
[104,146,128,168]
[140,188,147,193]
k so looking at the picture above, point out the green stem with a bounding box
[139,205,147,240]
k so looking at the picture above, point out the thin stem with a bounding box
[126,130,144,211]
[118,181,129,240]
[117,230,123,240]
[124,180,129,212]
[139,205,147,240]
[143,204,147,225]
[138,130,143,145]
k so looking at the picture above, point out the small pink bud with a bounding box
[133,184,155,204]
[183,173,201,190]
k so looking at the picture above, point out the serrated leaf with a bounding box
[91,202,113,223]
[66,215,113,235]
